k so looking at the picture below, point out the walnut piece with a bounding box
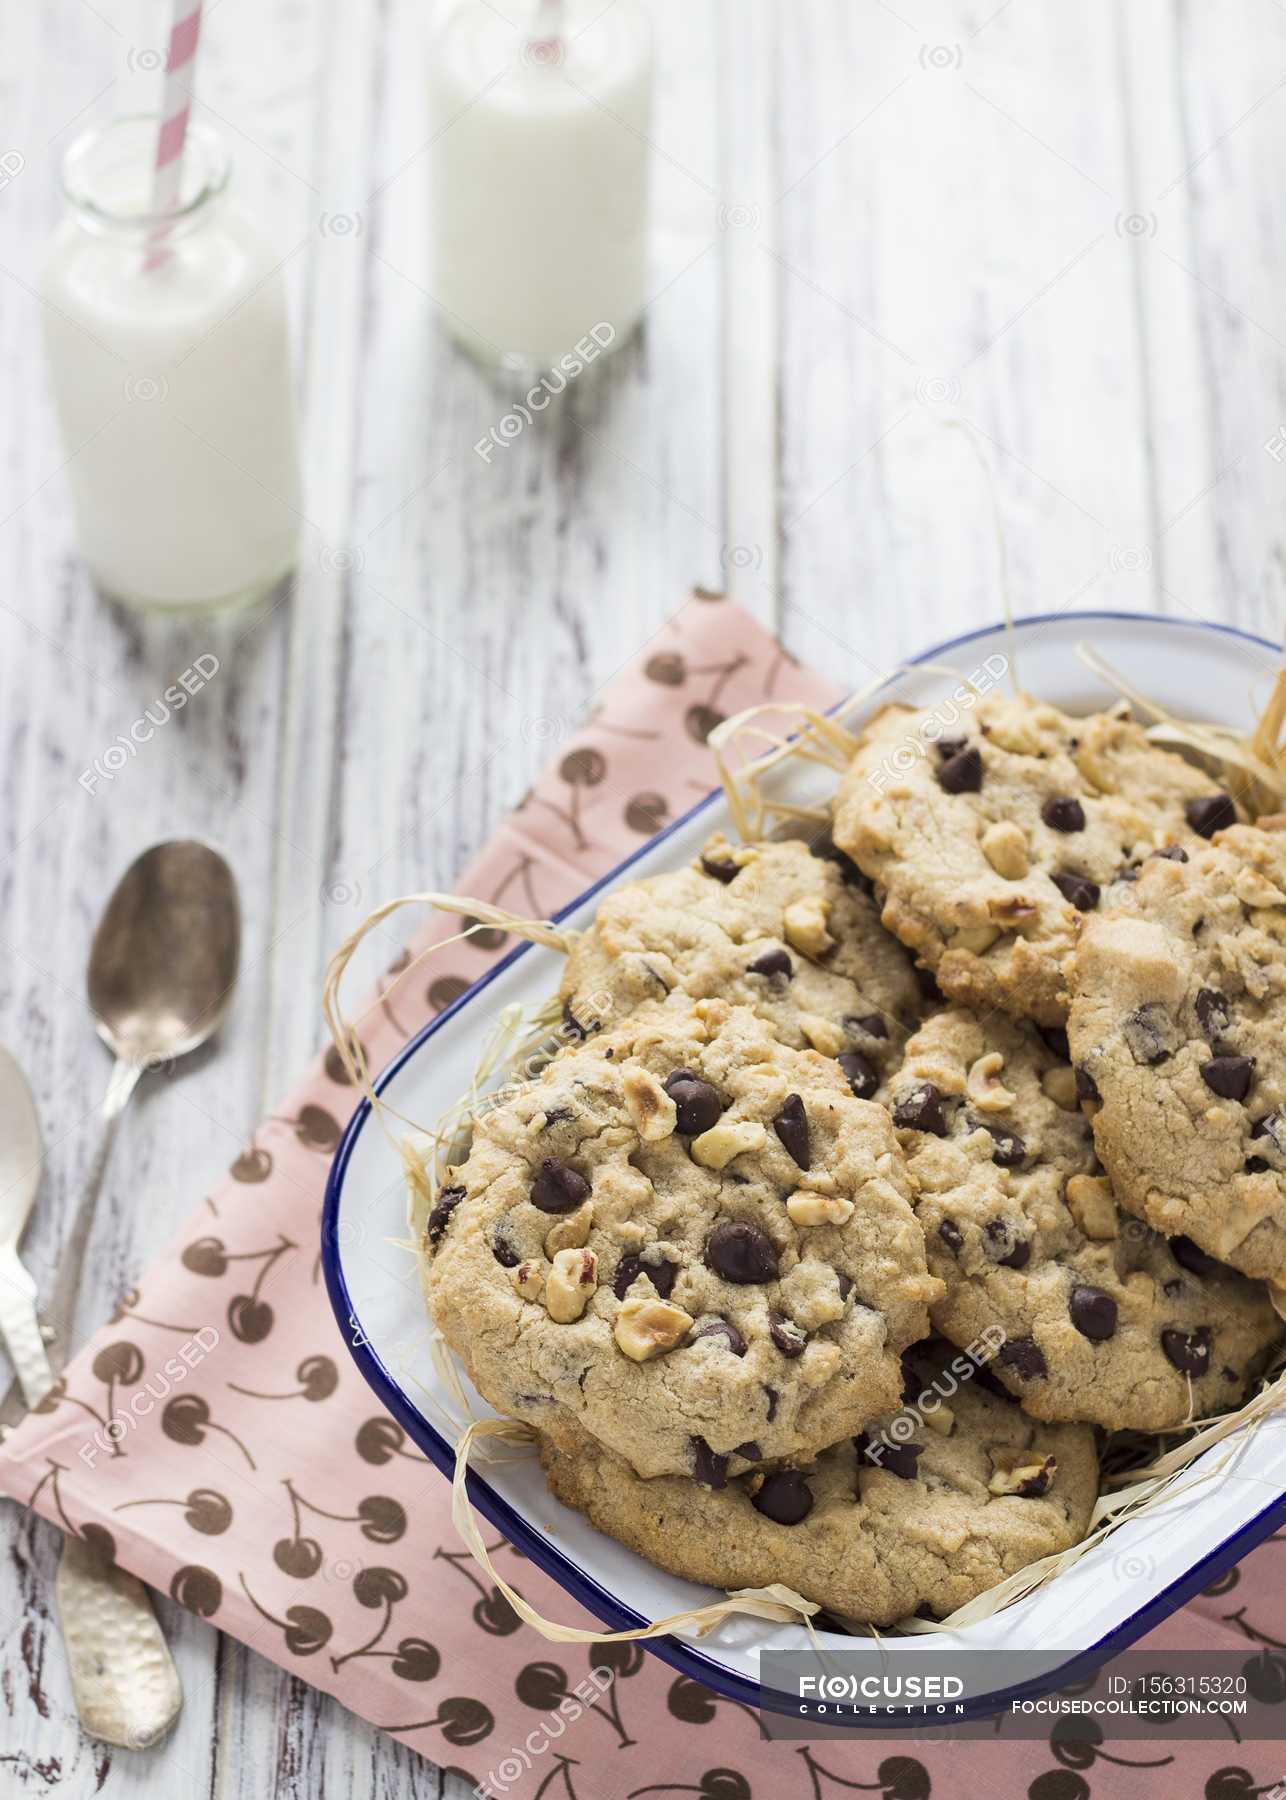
[988,1449,1057,1497]
[966,1050,1016,1113]
[613,1296,692,1361]
[981,820,1030,879]
[512,1260,546,1303]
[786,1191,855,1227]
[783,896,834,960]
[546,1248,599,1323]
[691,1118,768,1170]
[544,1203,594,1258]
[622,1065,677,1141]
[1064,1174,1117,1240]
[799,1012,846,1057]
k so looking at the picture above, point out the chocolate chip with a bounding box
[768,1309,807,1358]
[1252,1112,1286,1154]
[1200,1055,1255,1102]
[1069,1284,1118,1341]
[542,1106,574,1126]
[664,1070,723,1136]
[985,1218,1030,1269]
[937,1218,963,1254]
[613,1253,678,1301]
[836,1272,854,1300]
[1122,1003,1172,1066]
[734,1440,762,1460]
[751,1471,814,1525]
[837,1051,878,1099]
[1169,1236,1229,1280]
[970,1116,1026,1167]
[690,1319,747,1357]
[1185,793,1236,838]
[1052,871,1100,912]
[426,1185,465,1245]
[747,946,792,979]
[847,1012,888,1040]
[893,1081,948,1136]
[700,855,738,885]
[1195,988,1231,1042]
[764,1384,779,1422]
[934,735,968,759]
[773,1093,811,1169]
[1152,844,1188,862]
[1162,1325,1212,1377]
[1039,1026,1071,1062]
[561,1000,590,1040]
[530,1158,592,1213]
[998,1336,1048,1381]
[705,1219,779,1284]
[1114,864,1140,883]
[492,1232,521,1268]
[1042,795,1086,833]
[859,1437,924,1481]
[1246,1157,1271,1173]
[1075,1064,1100,1103]
[691,1438,728,1489]
[937,744,983,794]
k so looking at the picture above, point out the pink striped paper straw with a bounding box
[144,0,204,269]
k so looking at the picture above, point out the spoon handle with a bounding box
[101,1058,144,1123]
[0,1246,54,1409]
[57,1533,182,1747]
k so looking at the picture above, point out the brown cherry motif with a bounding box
[109,1287,203,1334]
[517,1654,637,1748]
[666,1674,759,1728]
[624,792,669,835]
[269,1105,341,1152]
[355,1415,426,1466]
[432,1543,520,1637]
[171,1565,223,1618]
[794,1750,930,1800]
[272,1478,406,1580]
[533,747,607,851]
[179,1232,295,1344]
[90,1341,144,1454]
[428,975,470,1015]
[115,1486,232,1536]
[161,1393,256,1470]
[230,1144,273,1183]
[229,1354,338,1404]
[324,1029,366,1086]
[328,1566,437,1682]
[374,1697,495,1747]
[239,1573,332,1654]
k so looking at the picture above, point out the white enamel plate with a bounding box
[324,610,1286,1723]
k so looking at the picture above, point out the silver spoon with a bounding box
[89,839,241,1119]
[51,841,240,1745]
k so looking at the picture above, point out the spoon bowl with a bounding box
[88,841,240,1109]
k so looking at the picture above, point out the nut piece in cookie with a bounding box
[538,1342,1098,1626]
[1069,824,1286,1286]
[423,999,941,1479]
[833,694,1240,1026]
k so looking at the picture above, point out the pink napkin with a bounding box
[2,592,1281,1798]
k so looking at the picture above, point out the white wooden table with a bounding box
[1,0,1283,1791]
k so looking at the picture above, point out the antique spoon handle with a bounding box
[0,1246,54,1409]
[56,1533,182,1748]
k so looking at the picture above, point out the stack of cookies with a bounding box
[420,691,1284,1627]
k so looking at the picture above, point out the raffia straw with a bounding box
[449,1416,822,1647]
[1078,641,1286,820]
[321,891,574,1153]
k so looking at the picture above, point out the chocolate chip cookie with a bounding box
[538,1342,1098,1625]
[561,831,922,1097]
[1069,823,1286,1286]
[423,999,941,1481]
[885,1007,1281,1428]
[832,694,1239,1026]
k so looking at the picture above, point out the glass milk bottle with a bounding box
[429,0,652,371]
[41,118,301,613]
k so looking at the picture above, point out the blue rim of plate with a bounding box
[323,608,1286,1725]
